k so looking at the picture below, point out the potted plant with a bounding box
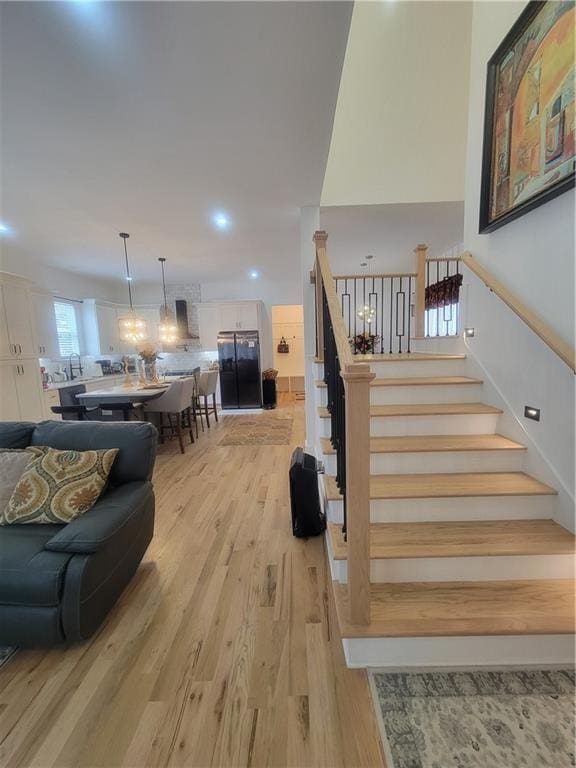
[350,332,380,355]
[138,345,163,383]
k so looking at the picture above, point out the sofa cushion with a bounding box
[0,423,35,449]
[0,450,34,512]
[0,525,72,606]
[2,447,118,525]
[30,421,158,484]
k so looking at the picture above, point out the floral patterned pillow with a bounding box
[1,446,118,525]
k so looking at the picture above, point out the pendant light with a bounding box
[357,254,376,325]
[157,257,178,345]
[117,233,147,344]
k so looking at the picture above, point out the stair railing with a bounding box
[314,230,374,625]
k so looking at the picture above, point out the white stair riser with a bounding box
[345,635,575,668]
[326,495,556,524]
[365,360,468,377]
[315,360,468,378]
[331,554,575,584]
[370,413,500,436]
[322,450,525,476]
[370,384,484,405]
[316,383,484,407]
[410,337,465,355]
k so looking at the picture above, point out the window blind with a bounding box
[54,301,80,357]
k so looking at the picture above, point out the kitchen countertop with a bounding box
[45,374,126,391]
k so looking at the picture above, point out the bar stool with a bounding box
[144,378,195,453]
[197,370,219,428]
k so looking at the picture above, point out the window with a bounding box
[54,301,80,357]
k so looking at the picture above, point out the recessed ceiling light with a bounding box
[249,271,259,279]
[0,222,11,235]
[212,211,230,231]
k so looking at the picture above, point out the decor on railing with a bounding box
[425,272,463,310]
[424,258,462,338]
[350,331,380,355]
[334,274,415,355]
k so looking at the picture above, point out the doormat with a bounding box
[369,668,575,768]
[219,416,293,445]
[0,647,18,669]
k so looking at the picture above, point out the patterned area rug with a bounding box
[370,668,575,768]
[0,647,18,669]
[219,416,293,446]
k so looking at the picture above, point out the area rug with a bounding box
[369,668,575,768]
[219,416,293,446]
[0,647,18,669]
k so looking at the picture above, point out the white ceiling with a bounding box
[0,1,352,284]
[320,202,465,274]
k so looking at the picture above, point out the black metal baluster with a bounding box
[380,277,384,353]
[389,277,393,354]
[426,260,430,337]
[407,275,412,353]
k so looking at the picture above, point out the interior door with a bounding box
[218,332,238,408]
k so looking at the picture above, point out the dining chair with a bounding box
[197,370,219,428]
[144,378,195,453]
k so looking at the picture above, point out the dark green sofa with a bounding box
[0,420,157,647]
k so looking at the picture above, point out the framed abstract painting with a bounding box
[479,0,575,233]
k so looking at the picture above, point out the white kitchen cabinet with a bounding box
[0,280,36,358]
[31,291,60,358]
[219,302,259,332]
[197,304,221,351]
[0,360,44,421]
[0,288,11,359]
[84,300,162,356]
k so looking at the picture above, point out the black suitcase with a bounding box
[289,447,325,538]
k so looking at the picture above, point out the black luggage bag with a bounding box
[289,447,326,538]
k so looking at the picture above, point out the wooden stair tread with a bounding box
[320,434,525,455]
[328,520,576,560]
[333,580,576,638]
[355,353,466,361]
[318,403,502,419]
[316,376,482,389]
[324,472,557,500]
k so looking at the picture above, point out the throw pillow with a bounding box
[1,447,118,525]
[0,450,34,513]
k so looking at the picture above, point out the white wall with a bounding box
[461,1,575,529]
[464,0,575,345]
[321,1,472,207]
[0,245,125,303]
[272,304,304,381]
[300,206,321,453]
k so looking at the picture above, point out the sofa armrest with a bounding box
[44,481,154,554]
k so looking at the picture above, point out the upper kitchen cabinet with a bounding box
[31,290,60,358]
[0,273,37,359]
[197,301,263,350]
[83,300,121,356]
[219,302,259,331]
[83,300,161,356]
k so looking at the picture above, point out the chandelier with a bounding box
[157,257,178,345]
[117,233,147,344]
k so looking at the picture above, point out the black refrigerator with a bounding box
[218,331,262,409]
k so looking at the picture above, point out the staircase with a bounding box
[311,233,575,669]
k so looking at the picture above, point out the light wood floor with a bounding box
[0,396,385,768]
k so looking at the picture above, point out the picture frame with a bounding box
[479,0,575,233]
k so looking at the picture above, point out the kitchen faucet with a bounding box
[68,353,83,381]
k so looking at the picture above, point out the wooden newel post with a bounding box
[414,243,428,338]
[313,231,328,361]
[342,362,375,626]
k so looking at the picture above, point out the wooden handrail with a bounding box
[333,271,417,280]
[460,251,575,373]
[314,232,353,368]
